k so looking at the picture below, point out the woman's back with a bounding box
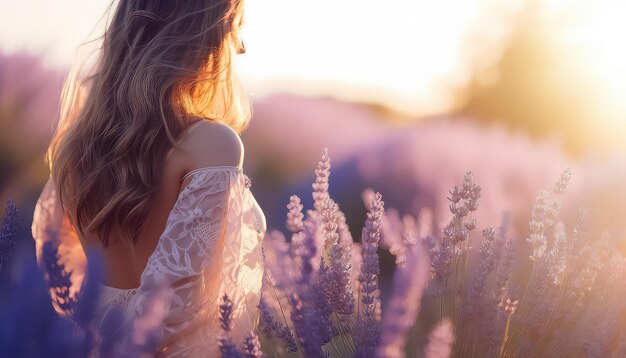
[80,119,244,289]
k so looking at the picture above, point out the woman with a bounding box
[30,0,266,356]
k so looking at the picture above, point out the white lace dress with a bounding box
[31,166,267,357]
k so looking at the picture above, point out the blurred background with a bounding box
[1,0,625,257]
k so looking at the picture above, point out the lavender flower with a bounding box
[527,169,571,261]
[290,220,335,353]
[527,189,551,260]
[430,171,481,282]
[219,294,244,358]
[73,248,105,354]
[553,168,572,194]
[312,147,331,212]
[293,219,319,286]
[319,254,354,316]
[41,239,76,316]
[286,195,304,233]
[547,224,568,285]
[321,197,339,249]
[0,199,19,272]
[320,198,355,316]
[494,236,515,307]
[351,243,363,294]
[220,294,234,333]
[568,232,611,306]
[461,171,481,213]
[355,191,384,357]
[336,204,354,247]
[288,291,325,357]
[242,332,266,358]
[258,295,276,338]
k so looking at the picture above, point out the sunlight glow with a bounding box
[546,1,626,129]
[236,0,521,117]
[581,5,626,125]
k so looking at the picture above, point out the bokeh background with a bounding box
[1,0,625,259]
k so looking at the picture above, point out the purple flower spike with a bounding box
[321,197,339,248]
[553,168,572,195]
[258,296,275,338]
[431,171,482,283]
[320,198,355,316]
[286,195,305,233]
[219,294,234,333]
[312,147,331,212]
[219,294,244,358]
[294,221,319,286]
[356,191,384,357]
[242,332,266,358]
[495,236,515,306]
[41,239,76,316]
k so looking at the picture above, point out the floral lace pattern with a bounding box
[31,167,267,357]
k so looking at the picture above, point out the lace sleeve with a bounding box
[132,167,264,357]
[31,177,87,298]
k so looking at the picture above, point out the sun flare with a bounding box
[562,2,626,128]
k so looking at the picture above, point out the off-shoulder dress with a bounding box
[31,135,266,357]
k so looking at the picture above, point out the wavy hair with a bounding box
[47,0,251,248]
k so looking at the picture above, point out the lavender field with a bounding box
[2,1,626,357]
[1,148,625,357]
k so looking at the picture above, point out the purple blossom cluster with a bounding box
[259,149,436,358]
[252,155,624,357]
[420,168,626,357]
[42,239,77,316]
[218,294,262,358]
[430,172,481,286]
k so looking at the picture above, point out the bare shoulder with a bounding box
[176,120,244,171]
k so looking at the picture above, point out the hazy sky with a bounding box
[1,0,623,118]
[0,0,524,116]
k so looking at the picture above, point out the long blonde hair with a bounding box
[47,0,251,247]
